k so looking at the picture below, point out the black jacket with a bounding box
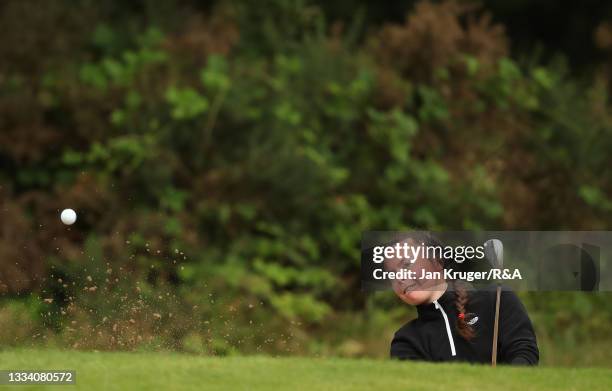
[390,285,539,365]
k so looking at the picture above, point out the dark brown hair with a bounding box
[453,280,475,340]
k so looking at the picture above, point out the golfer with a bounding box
[386,237,539,365]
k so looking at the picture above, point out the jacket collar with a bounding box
[416,287,455,320]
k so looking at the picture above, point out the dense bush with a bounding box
[0,0,611,364]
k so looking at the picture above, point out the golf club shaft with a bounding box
[492,284,501,366]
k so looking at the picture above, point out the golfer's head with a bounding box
[384,238,445,305]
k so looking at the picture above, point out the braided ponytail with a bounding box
[454,280,475,340]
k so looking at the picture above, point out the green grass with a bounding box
[0,349,611,390]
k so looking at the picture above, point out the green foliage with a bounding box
[165,87,209,120]
[80,28,167,90]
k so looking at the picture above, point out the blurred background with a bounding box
[1,0,612,366]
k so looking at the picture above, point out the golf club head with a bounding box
[484,239,503,269]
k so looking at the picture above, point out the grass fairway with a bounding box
[0,349,611,390]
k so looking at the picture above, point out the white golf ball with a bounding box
[60,209,77,225]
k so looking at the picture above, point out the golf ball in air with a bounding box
[60,209,77,225]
